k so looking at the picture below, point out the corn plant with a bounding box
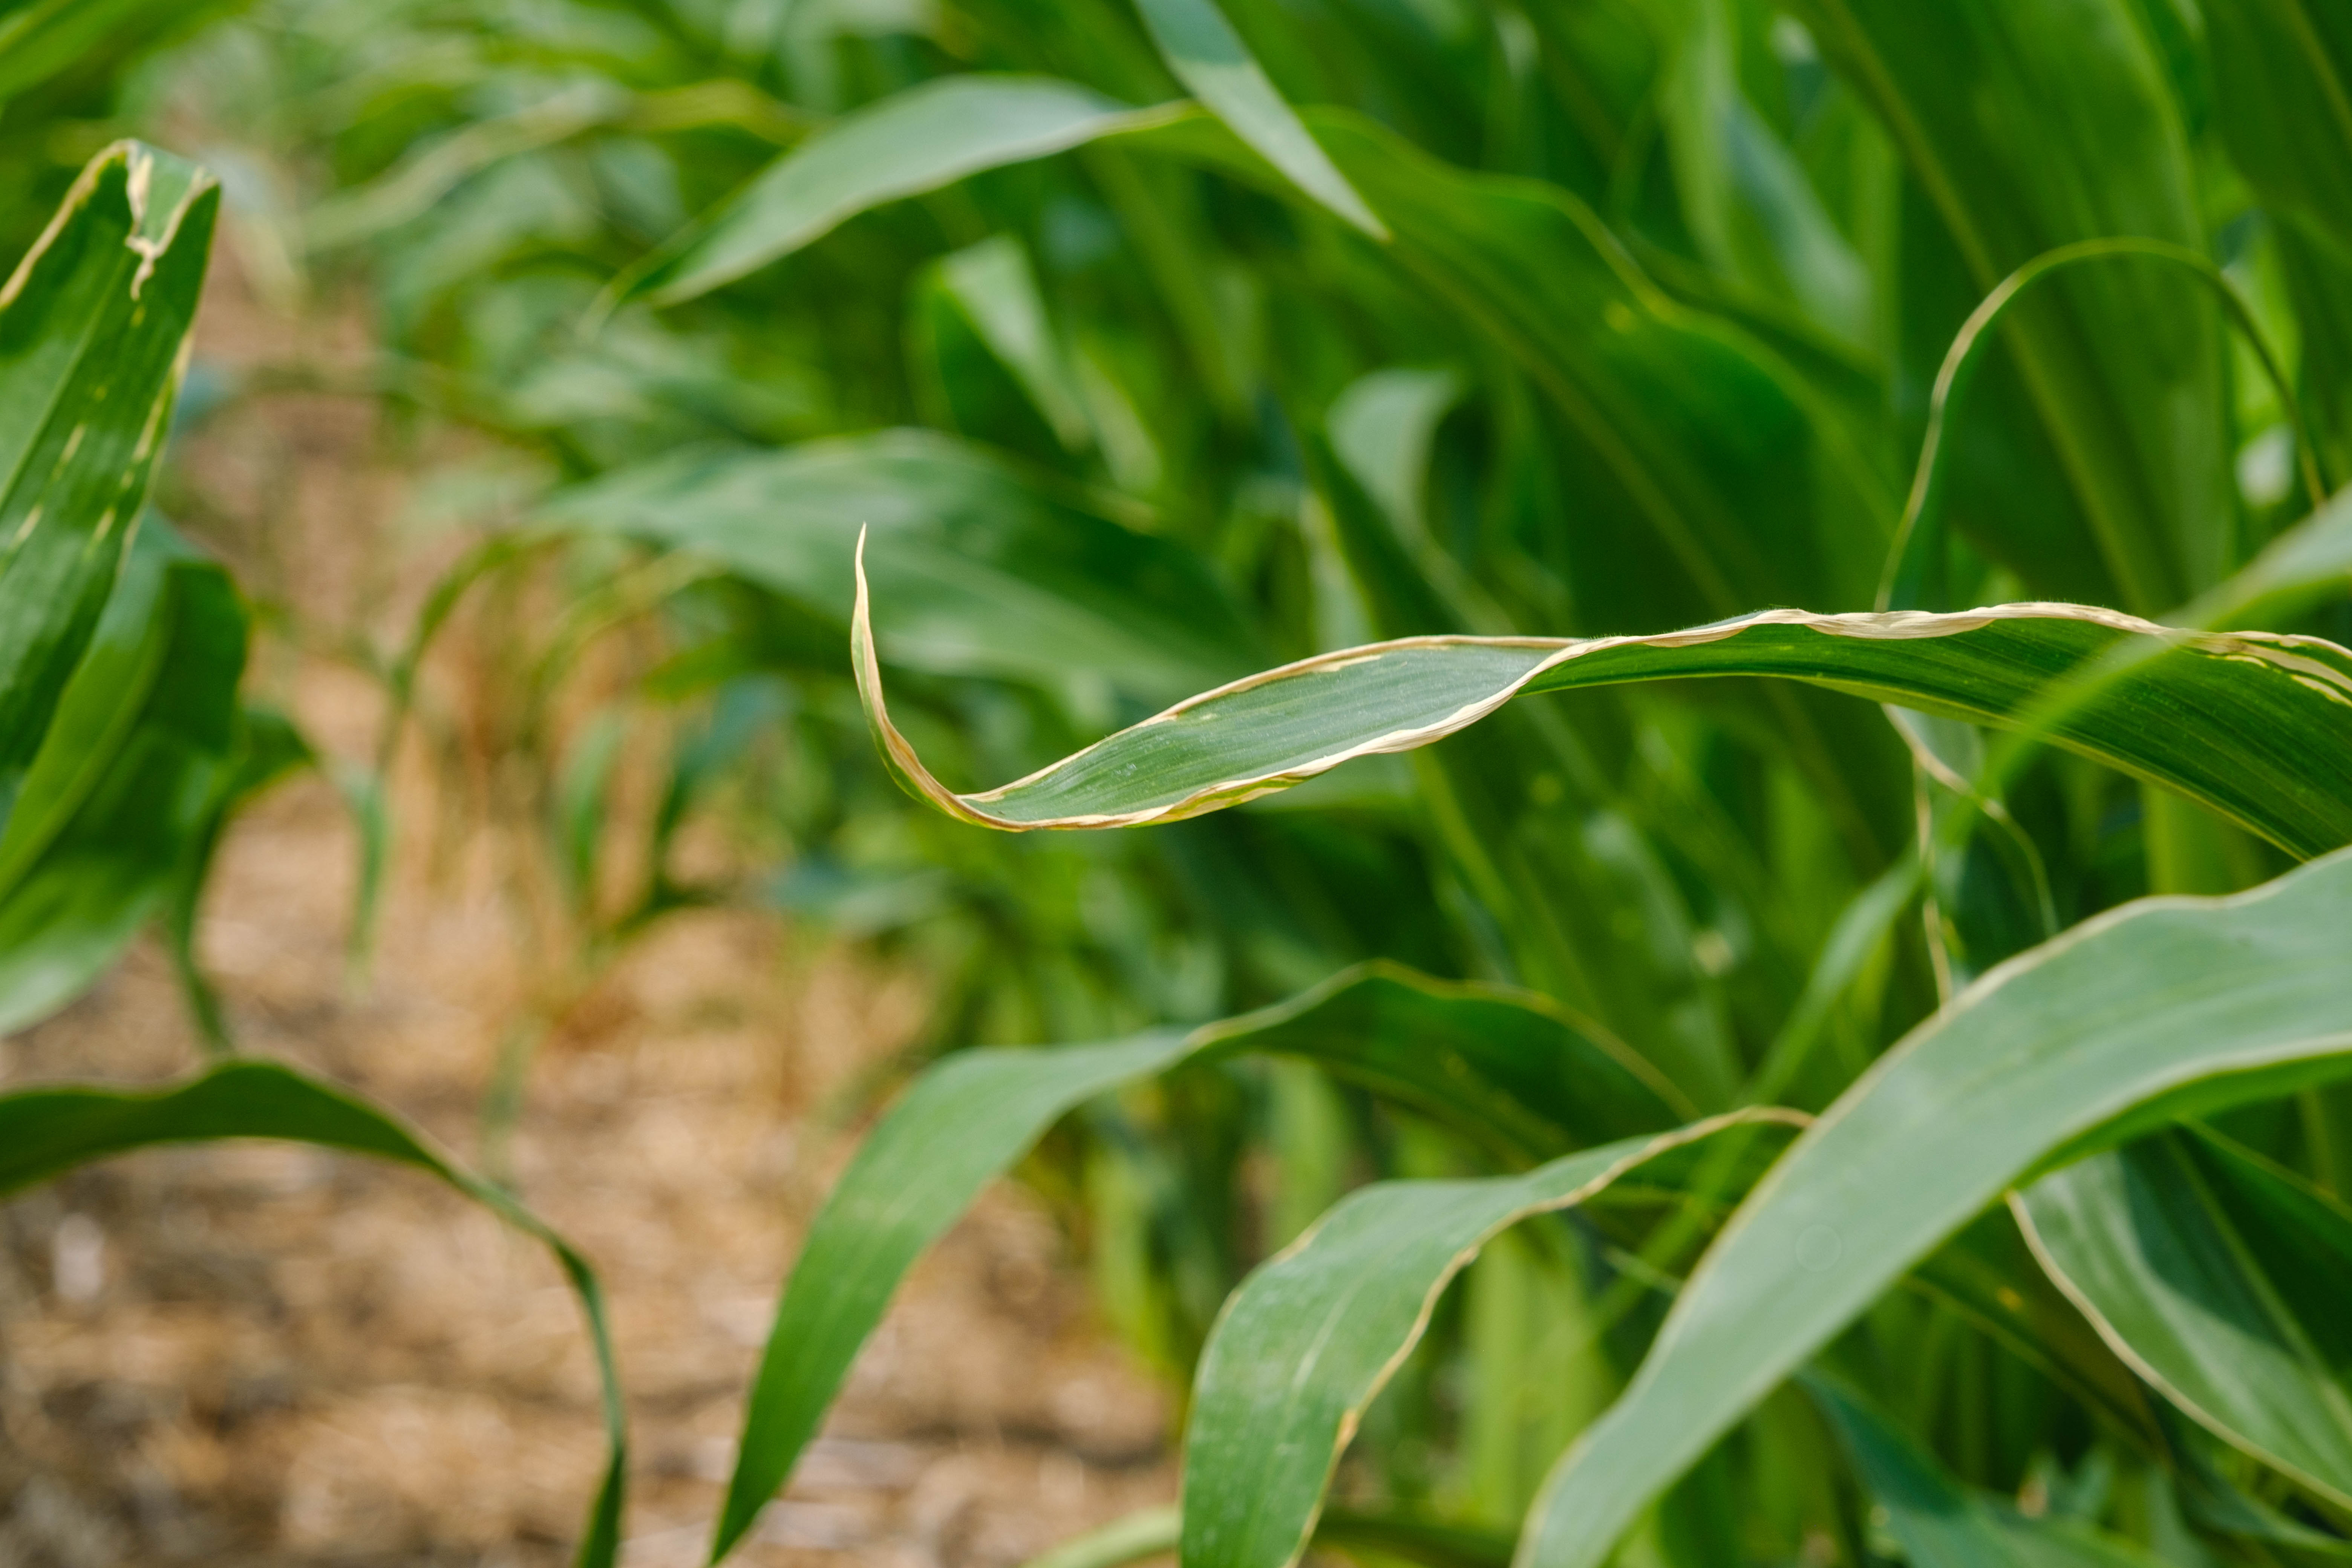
[42,0,2352,1563]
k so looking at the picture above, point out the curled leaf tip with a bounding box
[850,527,1001,828]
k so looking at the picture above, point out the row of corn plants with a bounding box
[8,0,2352,1563]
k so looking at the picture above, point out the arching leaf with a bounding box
[856,545,2352,858]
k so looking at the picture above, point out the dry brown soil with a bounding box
[0,248,1176,1568]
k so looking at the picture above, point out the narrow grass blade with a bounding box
[1132,0,1385,239]
[1182,1113,1802,1568]
[856,537,2352,857]
[0,142,217,822]
[2017,1128,2352,1510]
[606,77,1181,309]
[1806,1374,2170,1566]
[0,522,246,1033]
[710,961,1686,1561]
[0,1060,628,1568]
[543,430,1254,704]
[1517,848,2352,1568]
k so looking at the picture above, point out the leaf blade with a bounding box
[855,548,2352,858]
[1182,1114,1802,1568]
[2017,1128,2352,1509]
[613,76,1178,308]
[1132,0,1386,239]
[1515,847,2352,1568]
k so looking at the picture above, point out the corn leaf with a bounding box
[1517,845,2352,1568]
[1130,0,1385,239]
[0,1060,628,1568]
[2017,1127,2352,1510]
[0,141,216,827]
[710,960,1688,1560]
[856,545,2352,858]
[1021,1504,1515,1568]
[1182,1113,1802,1568]
[609,76,1181,308]
[1805,1374,2170,1567]
[540,429,1255,704]
[0,520,246,1034]
[1785,0,2228,609]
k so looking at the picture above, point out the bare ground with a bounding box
[0,245,1176,1568]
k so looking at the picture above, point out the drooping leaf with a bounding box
[2017,1126,2352,1510]
[541,429,1255,705]
[1182,1113,1802,1568]
[709,960,1686,1560]
[0,519,246,1034]
[856,543,2352,858]
[1516,845,2352,1568]
[0,1060,628,1568]
[608,76,1182,308]
[1805,1374,2171,1567]
[0,141,217,825]
[1131,0,1386,239]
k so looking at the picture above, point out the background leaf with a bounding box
[2018,1126,2352,1510]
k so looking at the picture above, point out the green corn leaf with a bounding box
[709,960,1686,1561]
[2017,1126,2352,1510]
[1020,1503,1515,1568]
[605,76,1182,309]
[1783,0,2227,609]
[541,429,1256,704]
[1130,0,1386,239]
[0,141,217,827]
[1805,1374,2171,1567]
[0,519,246,1034]
[0,1059,628,1568]
[855,540,2352,857]
[1516,845,2352,1568]
[1182,1113,1802,1568]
